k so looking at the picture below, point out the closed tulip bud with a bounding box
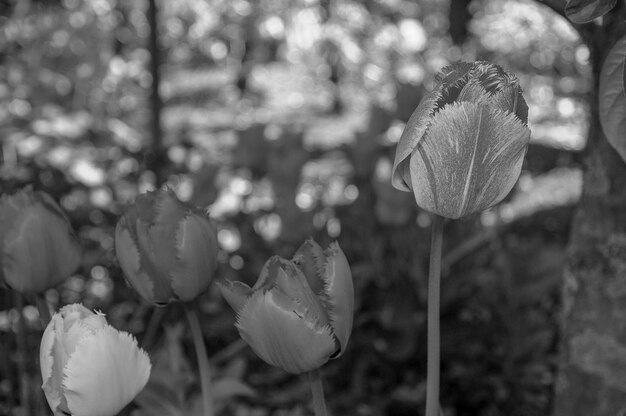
[40,303,151,416]
[219,239,354,374]
[0,187,81,293]
[115,189,218,306]
[392,61,531,219]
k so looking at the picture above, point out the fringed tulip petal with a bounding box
[321,243,354,356]
[392,88,442,191]
[236,290,336,374]
[292,239,326,295]
[218,280,253,314]
[273,258,329,325]
[63,326,151,416]
[171,214,218,301]
[40,320,61,413]
[409,102,530,219]
[115,223,155,305]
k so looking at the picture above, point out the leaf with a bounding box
[599,35,626,163]
[565,0,617,23]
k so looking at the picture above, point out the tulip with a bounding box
[0,187,81,293]
[219,239,354,374]
[391,61,531,219]
[115,189,218,306]
[40,303,151,416]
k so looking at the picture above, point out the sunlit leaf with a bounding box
[565,0,617,23]
[599,35,626,163]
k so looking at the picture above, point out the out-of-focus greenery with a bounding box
[0,0,590,415]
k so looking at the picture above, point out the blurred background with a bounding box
[0,0,591,415]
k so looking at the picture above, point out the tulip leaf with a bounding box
[599,35,626,163]
[565,0,617,23]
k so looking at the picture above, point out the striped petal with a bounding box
[409,102,530,219]
[236,289,336,374]
[63,326,151,416]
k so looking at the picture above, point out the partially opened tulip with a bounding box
[115,189,218,306]
[219,239,354,375]
[40,303,151,416]
[392,61,531,219]
[0,187,81,293]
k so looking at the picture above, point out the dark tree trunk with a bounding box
[146,0,166,187]
[553,5,626,415]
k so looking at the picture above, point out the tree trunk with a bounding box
[553,8,626,415]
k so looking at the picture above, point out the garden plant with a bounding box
[0,0,625,415]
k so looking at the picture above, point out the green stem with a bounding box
[426,215,444,416]
[308,369,328,416]
[14,292,31,415]
[141,306,165,350]
[35,293,52,325]
[183,302,215,416]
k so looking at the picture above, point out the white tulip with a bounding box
[40,304,151,416]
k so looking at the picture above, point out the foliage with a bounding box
[0,0,599,415]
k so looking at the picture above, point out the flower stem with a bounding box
[14,292,31,415]
[183,302,215,416]
[426,215,444,416]
[35,293,52,325]
[308,369,328,416]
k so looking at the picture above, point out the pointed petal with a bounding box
[457,80,492,104]
[171,214,218,301]
[292,238,326,295]
[236,290,336,374]
[273,258,329,325]
[218,280,252,315]
[134,220,176,305]
[491,85,528,124]
[409,102,530,219]
[320,243,354,356]
[115,222,156,305]
[63,326,151,416]
[392,88,443,191]
[253,256,282,290]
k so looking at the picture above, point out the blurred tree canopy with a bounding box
[2,0,622,415]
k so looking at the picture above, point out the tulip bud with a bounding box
[40,303,151,416]
[219,239,354,374]
[115,189,219,306]
[392,61,531,219]
[0,187,82,293]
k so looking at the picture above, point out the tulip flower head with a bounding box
[0,187,81,293]
[219,239,354,374]
[115,189,218,306]
[40,303,151,416]
[392,61,531,219]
